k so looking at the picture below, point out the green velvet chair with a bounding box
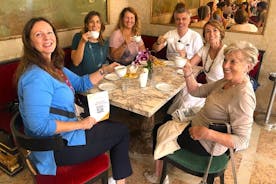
[159,148,230,184]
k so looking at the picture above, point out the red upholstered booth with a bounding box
[0,60,20,133]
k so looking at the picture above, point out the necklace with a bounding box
[88,42,104,68]
[203,46,221,73]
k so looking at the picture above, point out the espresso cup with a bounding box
[114,65,127,77]
[89,31,99,39]
[174,56,187,68]
[133,35,142,43]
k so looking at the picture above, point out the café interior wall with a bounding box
[0,0,275,115]
[0,0,128,62]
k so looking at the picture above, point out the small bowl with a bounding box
[133,35,142,43]
[89,31,99,39]
[114,65,127,77]
[174,56,187,68]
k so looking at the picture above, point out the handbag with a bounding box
[199,122,237,184]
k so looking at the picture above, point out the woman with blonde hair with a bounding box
[109,7,146,65]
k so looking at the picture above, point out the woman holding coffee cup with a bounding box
[189,20,226,83]
[70,11,109,75]
[109,7,146,65]
[167,20,226,115]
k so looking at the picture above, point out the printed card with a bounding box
[87,91,110,122]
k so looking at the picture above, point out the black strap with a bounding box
[50,107,75,118]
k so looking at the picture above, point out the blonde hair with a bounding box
[115,7,141,35]
[224,41,259,69]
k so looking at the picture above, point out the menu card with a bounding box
[87,91,110,122]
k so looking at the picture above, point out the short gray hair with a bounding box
[224,41,259,67]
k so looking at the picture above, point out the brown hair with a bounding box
[170,2,190,24]
[83,11,106,45]
[234,9,249,24]
[198,5,211,20]
[115,7,140,35]
[14,17,64,85]
[203,20,225,40]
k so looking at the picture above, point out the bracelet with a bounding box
[99,68,105,76]
[184,72,193,78]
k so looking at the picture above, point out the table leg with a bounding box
[130,115,155,154]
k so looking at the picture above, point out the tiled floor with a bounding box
[1,122,275,184]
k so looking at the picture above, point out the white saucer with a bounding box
[177,69,184,75]
[98,82,117,91]
[155,82,172,92]
[104,73,120,81]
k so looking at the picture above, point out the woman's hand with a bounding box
[81,31,91,43]
[79,116,97,130]
[183,61,193,76]
[102,62,120,74]
[189,125,210,140]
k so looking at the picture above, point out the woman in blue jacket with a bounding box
[15,17,132,184]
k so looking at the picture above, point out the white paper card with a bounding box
[87,91,110,122]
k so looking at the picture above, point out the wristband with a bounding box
[99,69,105,76]
[184,72,193,78]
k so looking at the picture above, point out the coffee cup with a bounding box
[89,31,99,39]
[114,65,127,77]
[174,56,187,68]
[176,42,185,50]
[133,35,142,43]
[129,64,138,74]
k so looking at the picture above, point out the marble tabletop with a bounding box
[86,61,202,118]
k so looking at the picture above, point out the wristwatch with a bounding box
[99,68,105,76]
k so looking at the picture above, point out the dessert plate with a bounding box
[98,83,117,91]
[177,69,184,75]
[155,82,172,92]
[104,73,120,81]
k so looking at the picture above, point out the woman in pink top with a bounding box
[109,7,146,65]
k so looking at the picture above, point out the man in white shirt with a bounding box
[152,4,204,117]
[152,4,203,60]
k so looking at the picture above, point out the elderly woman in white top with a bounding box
[145,41,258,183]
